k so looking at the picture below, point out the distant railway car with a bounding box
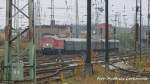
[107,40,119,51]
[39,35,64,49]
[92,40,101,50]
[39,35,64,54]
[64,38,86,51]
[39,35,119,55]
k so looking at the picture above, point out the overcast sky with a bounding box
[0,0,148,29]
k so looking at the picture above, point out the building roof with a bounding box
[42,35,120,42]
[96,23,112,29]
[35,25,71,29]
[64,38,119,42]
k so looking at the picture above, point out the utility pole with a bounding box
[134,0,138,63]
[48,0,71,32]
[135,0,142,62]
[148,0,150,57]
[51,0,55,27]
[94,0,103,38]
[114,13,118,49]
[113,12,120,49]
[76,0,79,38]
[105,0,109,69]
[0,7,3,24]
[35,0,41,45]
[85,0,93,77]
[122,5,128,51]
[139,0,142,62]
[123,14,127,50]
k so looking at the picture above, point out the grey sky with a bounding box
[0,0,148,29]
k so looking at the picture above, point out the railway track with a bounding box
[2,50,149,84]
[109,51,150,78]
[27,54,81,83]
[34,50,149,78]
[111,64,150,78]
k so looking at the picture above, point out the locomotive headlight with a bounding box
[46,43,49,46]
[45,43,52,48]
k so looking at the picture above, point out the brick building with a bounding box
[34,25,71,44]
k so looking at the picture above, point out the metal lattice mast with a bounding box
[4,0,35,82]
[4,0,12,81]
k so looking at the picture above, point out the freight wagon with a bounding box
[39,35,119,55]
